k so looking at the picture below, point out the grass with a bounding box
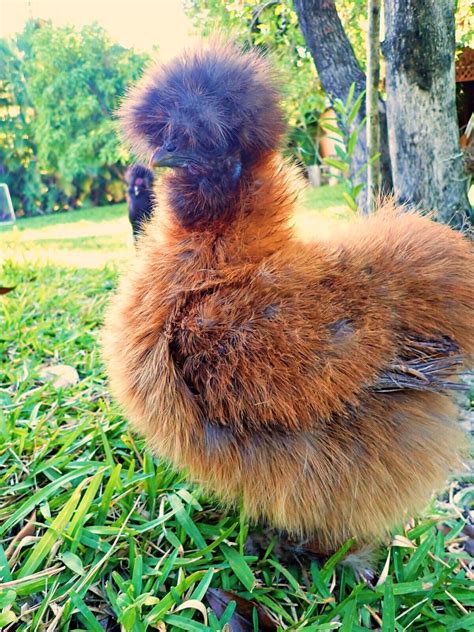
[0,186,473,631]
[0,203,132,269]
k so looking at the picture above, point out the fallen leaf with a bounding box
[174,600,208,626]
[375,549,391,588]
[206,587,277,632]
[391,535,416,549]
[0,286,16,295]
[38,364,79,388]
[5,511,36,560]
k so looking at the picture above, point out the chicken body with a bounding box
[103,43,473,552]
[104,155,472,551]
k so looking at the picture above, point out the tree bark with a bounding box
[383,0,472,229]
[366,0,381,212]
[293,0,392,212]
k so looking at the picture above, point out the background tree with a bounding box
[0,22,44,216]
[383,0,472,228]
[188,1,472,224]
[0,20,148,216]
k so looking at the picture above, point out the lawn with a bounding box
[0,186,472,631]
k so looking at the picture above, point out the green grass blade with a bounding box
[220,543,256,592]
[18,479,85,577]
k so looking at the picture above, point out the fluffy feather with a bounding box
[119,41,285,163]
[103,43,473,552]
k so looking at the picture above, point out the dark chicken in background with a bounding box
[103,42,474,554]
[125,163,155,240]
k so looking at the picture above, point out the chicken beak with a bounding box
[149,147,189,169]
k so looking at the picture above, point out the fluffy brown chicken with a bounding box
[103,42,473,553]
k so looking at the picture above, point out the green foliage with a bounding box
[0,20,148,216]
[0,23,44,216]
[320,84,376,211]
[0,205,472,629]
[455,0,474,47]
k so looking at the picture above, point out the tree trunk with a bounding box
[383,0,472,229]
[366,0,381,212]
[293,0,392,212]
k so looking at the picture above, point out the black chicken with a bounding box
[125,163,155,240]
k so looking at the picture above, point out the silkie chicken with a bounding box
[125,163,155,240]
[103,42,473,555]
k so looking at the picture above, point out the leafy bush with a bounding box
[0,20,148,216]
[320,84,380,211]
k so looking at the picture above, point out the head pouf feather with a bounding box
[104,41,473,554]
[119,43,287,229]
[120,42,285,162]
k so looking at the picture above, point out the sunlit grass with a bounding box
[0,203,132,269]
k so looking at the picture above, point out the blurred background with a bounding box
[1,0,471,215]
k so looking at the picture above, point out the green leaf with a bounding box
[342,192,359,212]
[0,466,91,536]
[167,493,207,550]
[67,467,106,552]
[341,596,357,631]
[59,551,85,575]
[382,577,395,632]
[347,129,359,157]
[189,568,215,601]
[368,152,381,165]
[352,183,365,198]
[18,479,85,578]
[321,539,356,580]
[319,122,341,136]
[195,522,238,558]
[334,145,348,160]
[404,533,435,580]
[97,463,122,525]
[70,591,104,632]
[332,100,346,116]
[323,157,349,173]
[267,559,306,598]
[345,82,356,111]
[0,589,16,609]
[347,91,365,126]
[0,546,12,582]
[220,543,256,592]
[163,615,209,631]
[0,611,18,627]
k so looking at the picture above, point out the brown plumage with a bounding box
[103,42,473,553]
